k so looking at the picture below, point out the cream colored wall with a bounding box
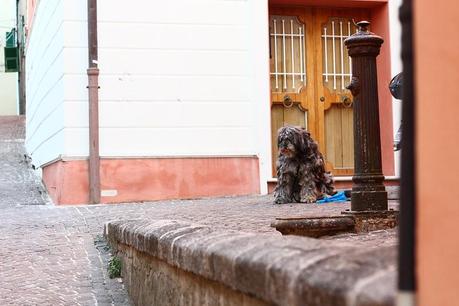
[0,73,17,115]
[0,0,18,115]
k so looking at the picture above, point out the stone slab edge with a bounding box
[105,219,396,306]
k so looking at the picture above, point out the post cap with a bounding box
[344,20,384,52]
[356,21,370,33]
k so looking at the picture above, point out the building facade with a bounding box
[0,0,18,115]
[24,0,402,205]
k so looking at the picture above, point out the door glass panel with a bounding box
[322,18,357,92]
[270,15,306,93]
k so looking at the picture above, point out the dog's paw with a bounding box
[300,195,316,204]
[274,197,290,204]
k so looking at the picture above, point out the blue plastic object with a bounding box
[316,191,349,204]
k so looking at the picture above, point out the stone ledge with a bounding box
[105,219,396,306]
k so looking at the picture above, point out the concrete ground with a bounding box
[0,116,397,305]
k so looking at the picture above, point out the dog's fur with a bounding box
[274,126,335,204]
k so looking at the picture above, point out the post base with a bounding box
[271,210,398,238]
[342,210,399,232]
[351,190,388,211]
[271,216,355,238]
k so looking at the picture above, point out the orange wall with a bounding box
[43,157,260,205]
[371,2,395,176]
[415,1,459,305]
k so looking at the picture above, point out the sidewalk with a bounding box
[0,116,130,305]
[0,116,398,305]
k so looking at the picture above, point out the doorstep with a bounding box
[267,177,400,199]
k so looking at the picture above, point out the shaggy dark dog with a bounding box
[274,126,336,204]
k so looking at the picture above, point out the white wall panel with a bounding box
[64,128,89,157]
[99,101,252,128]
[26,103,65,156]
[99,127,254,157]
[64,101,88,128]
[25,0,65,167]
[95,0,264,157]
[27,57,64,128]
[63,21,87,48]
[99,75,250,102]
[64,0,87,22]
[60,2,90,157]
[27,78,65,141]
[63,47,88,74]
[98,23,248,50]
[99,49,249,76]
[29,130,65,168]
[60,126,254,158]
[63,74,88,101]
[98,0,248,25]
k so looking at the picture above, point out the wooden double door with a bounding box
[270,7,369,176]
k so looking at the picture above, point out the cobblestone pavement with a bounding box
[0,116,45,208]
[0,117,130,305]
[0,116,398,305]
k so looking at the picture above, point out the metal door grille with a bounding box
[270,16,307,93]
[322,19,357,91]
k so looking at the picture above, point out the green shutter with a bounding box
[6,30,16,48]
[4,47,18,72]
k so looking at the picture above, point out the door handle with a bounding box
[282,95,294,108]
[341,96,353,107]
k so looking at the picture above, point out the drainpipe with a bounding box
[87,0,100,204]
[16,0,26,115]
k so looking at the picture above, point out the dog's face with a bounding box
[277,126,306,158]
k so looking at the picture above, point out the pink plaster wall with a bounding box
[370,2,395,176]
[26,0,38,30]
[269,0,387,8]
[415,1,459,305]
[42,157,260,205]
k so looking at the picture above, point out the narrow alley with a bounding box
[0,116,397,305]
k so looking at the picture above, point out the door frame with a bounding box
[267,0,395,181]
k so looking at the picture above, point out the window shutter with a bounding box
[6,30,16,47]
[4,47,18,72]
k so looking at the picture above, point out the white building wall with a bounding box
[0,0,18,115]
[62,1,89,157]
[248,0,271,193]
[25,0,65,167]
[389,0,402,177]
[26,0,398,191]
[59,0,272,191]
[96,0,263,157]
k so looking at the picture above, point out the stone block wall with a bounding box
[116,243,268,306]
[105,219,396,306]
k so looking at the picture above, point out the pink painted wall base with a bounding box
[43,157,260,205]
